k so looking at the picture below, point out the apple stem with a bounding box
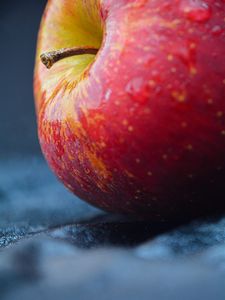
[40,47,99,69]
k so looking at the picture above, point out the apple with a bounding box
[34,0,225,220]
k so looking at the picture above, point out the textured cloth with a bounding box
[1,157,225,300]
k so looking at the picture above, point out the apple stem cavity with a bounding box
[40,47,99,69]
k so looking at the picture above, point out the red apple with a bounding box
[34,0,225,220]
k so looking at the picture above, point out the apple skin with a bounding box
[34,0,225,220]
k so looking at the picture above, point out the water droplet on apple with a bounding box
[126,77,149,104]
[126,77,143,96]
[105,89,112,101]
[211,25,223,36]
[180,0,211,22]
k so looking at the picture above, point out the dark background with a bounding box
[0,1,46,156]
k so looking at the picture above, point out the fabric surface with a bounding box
[1,157,225,300]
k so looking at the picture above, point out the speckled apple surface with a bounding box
[34,0,225,220]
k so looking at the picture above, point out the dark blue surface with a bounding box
[1,157,225,300]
